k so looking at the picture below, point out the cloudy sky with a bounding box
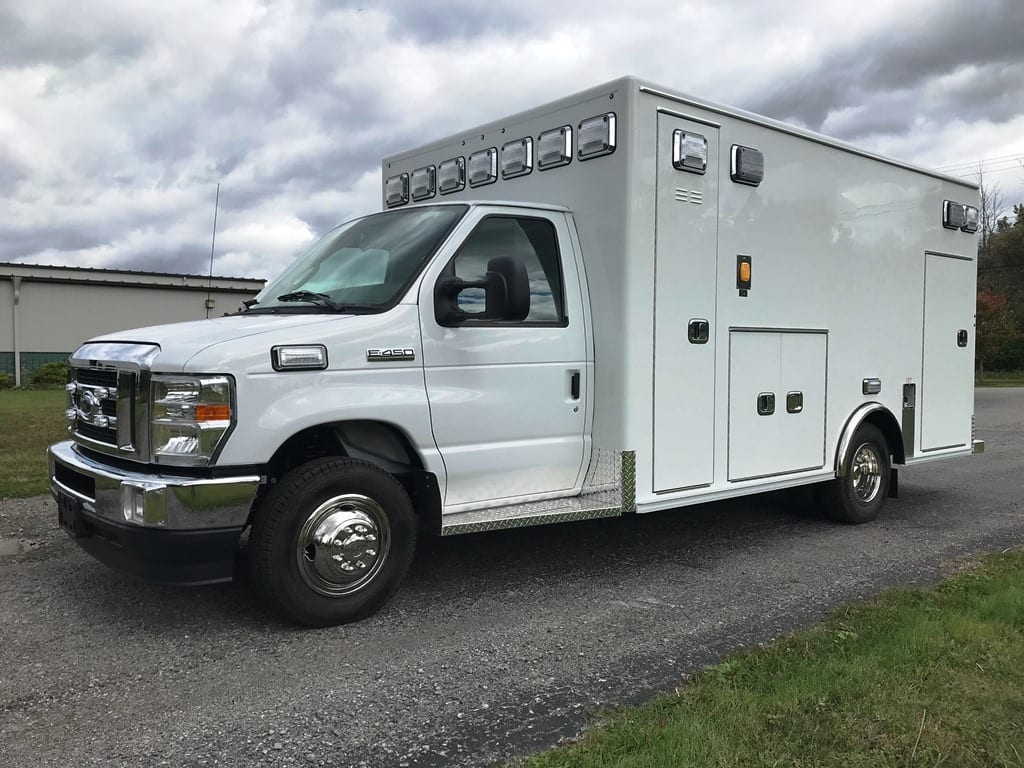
[3,0,1023,281]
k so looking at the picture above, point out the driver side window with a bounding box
[448,216,566,324]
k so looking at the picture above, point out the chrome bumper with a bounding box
[48,440,260,530]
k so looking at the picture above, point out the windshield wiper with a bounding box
[276,290,345,311]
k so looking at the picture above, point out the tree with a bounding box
[975,290,1019,376]
[977,167,1006,254]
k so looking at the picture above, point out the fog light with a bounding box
[122,484,145,524]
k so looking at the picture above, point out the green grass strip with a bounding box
[519,551,1024,768]
[0,390,68,498]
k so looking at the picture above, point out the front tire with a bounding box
[249,458,416,626]
[822,423,891,524]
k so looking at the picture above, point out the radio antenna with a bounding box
[205,182,220,319]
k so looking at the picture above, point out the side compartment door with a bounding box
[419,210,589,508]
[921,252,975,451]
[653,114,720,492]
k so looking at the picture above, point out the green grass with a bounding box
[519,551,1024,768]
[977,375,1024,387]
[0,389,68,497]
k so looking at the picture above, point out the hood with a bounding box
[91,314,351,371]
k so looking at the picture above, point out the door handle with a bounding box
[570,371,581,400]
[688,319,710,344]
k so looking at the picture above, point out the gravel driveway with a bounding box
[2,388,1022,767]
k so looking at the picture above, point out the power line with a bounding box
[935,153,1024,172]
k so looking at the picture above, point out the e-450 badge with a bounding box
[366,348,415,362]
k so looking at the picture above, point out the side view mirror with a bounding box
[434,255,530,326]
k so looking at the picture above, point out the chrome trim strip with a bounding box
[729,326,829,334]
[654,106,721,129]
[729,464,824,484]
[48,441,259,529]
[920,442,967,453]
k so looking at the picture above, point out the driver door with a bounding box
[418,207,590,509]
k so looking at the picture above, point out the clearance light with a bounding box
[578,113,616,160]
[438,157,465,194]
[962,205,979,233]
[731,145,764,186]
[411,165,436,201]
[468,148,497,187]
[271,345,328,371]
[538,126,572,170]
[501,137,533,179]
[385,173,409,207]
[943,200,965,230]
[673,130,708,174]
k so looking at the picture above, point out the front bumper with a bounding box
[48,440,261,584]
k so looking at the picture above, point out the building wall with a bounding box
[15,282,254,352]
[0,272,262,382]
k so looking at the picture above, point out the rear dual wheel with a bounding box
[822,423,891,524]
[249,458,416,626]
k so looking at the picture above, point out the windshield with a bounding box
[250,205,468,313]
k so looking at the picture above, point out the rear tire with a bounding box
[822,423,890,524]
[249,458,416,626]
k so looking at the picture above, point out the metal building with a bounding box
[1,263,264,386]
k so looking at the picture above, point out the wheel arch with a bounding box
[835,403,905,477]
[257,420,441,532]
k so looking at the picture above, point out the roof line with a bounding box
[0,261,264,283]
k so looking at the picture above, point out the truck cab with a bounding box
[50,201,594,625]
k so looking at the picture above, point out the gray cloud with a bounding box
[1,0,1022,279]
[0,5,146,67]
[752,0,1024,140]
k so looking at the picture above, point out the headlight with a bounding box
[151,375,234,465]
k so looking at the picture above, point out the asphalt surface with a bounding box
[2,388,1022,767]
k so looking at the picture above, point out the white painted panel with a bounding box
[728,331,826,480]
[921,254,974,450]
[779,332,827,472]
[653,114,719,492]
[728,332,781,480]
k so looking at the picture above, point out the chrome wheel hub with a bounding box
[851,443,882,503]
[296,494,390,597]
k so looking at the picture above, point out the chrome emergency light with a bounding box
[943,200,966,230]
[578,113,616,160]
[385,173,409,207]
[501,137,533,179]
[468,148,497,187]
[673,130,708,174]
[962,205,979,233]
[538,126,572,170]
[411,165,436,201]
[438,157,465,194]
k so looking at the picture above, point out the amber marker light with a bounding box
[195,403,231,422]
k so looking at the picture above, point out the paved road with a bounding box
[2,388,1022,767]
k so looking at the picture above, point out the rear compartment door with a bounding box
[653,113,720,492]
[921,252,975,451]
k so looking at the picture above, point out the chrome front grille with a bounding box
[67,367,135,452]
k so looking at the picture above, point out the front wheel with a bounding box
[249,458,416,626]
[822,423,891,524]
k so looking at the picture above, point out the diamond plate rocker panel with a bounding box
[440,449,635,535]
